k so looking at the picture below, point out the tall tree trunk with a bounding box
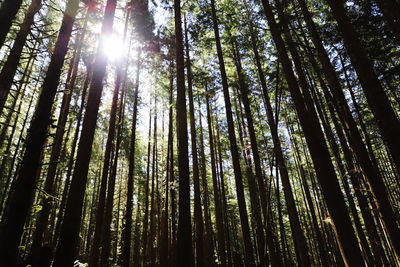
[132,189,142,267]
[53,1,117,265]
[198,97,216,267]
[147,99,158,266]
[205,91,227,267]
[160,73,174,267]
[27,13,89,261]
[174,0,194,263]
[52,61,91,247]
[121,48,141,267]
[168,75,178,265]
[100,83,125,265]
[0,0,80,265]
[142,106,153,266]
[215,127,233,267]
[0,42,35,183]
[231,38,268,267]
[0,70,40,218]
[184,15,204,267]
[209,0,256,264]
[89,58,122,267]
[0,0,42,115]
[244,4,310,265]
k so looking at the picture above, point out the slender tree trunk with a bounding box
[205,91,227,267]
[85,168,100,259]
[100,84,125,265]
[198,97,216,267]
[142,107,153,266]
[244,5,310,265]
[231,38,268,267]
[147,99,158,266]
[0,40,36,152]
[0,44,35,188]
[174,0,194,262]
[0,71,40,218]
[216,130,234,267]
[209,0,256,264]
[184,15,204,267]
[0,0,42,115]
[132,189,142,267]
[121,48,141,267]
[160,73,174,267]
[89,54,122,267]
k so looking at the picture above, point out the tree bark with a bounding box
[374,0,400,44]
[174,0,194,263]
[0,0,23,49]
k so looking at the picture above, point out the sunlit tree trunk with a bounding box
[53,1,118,265]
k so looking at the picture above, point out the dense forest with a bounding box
[0,0,399,266]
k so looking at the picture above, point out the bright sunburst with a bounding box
[102,34,125,62]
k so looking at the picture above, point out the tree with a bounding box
[174,0,194,263]
[0,0,80,265]
[53,0,118,265]
[0,0,23,49]
[0,0,42,115]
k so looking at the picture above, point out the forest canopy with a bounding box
[0,0,399,266]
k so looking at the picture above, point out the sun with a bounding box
[102,34,125,62]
